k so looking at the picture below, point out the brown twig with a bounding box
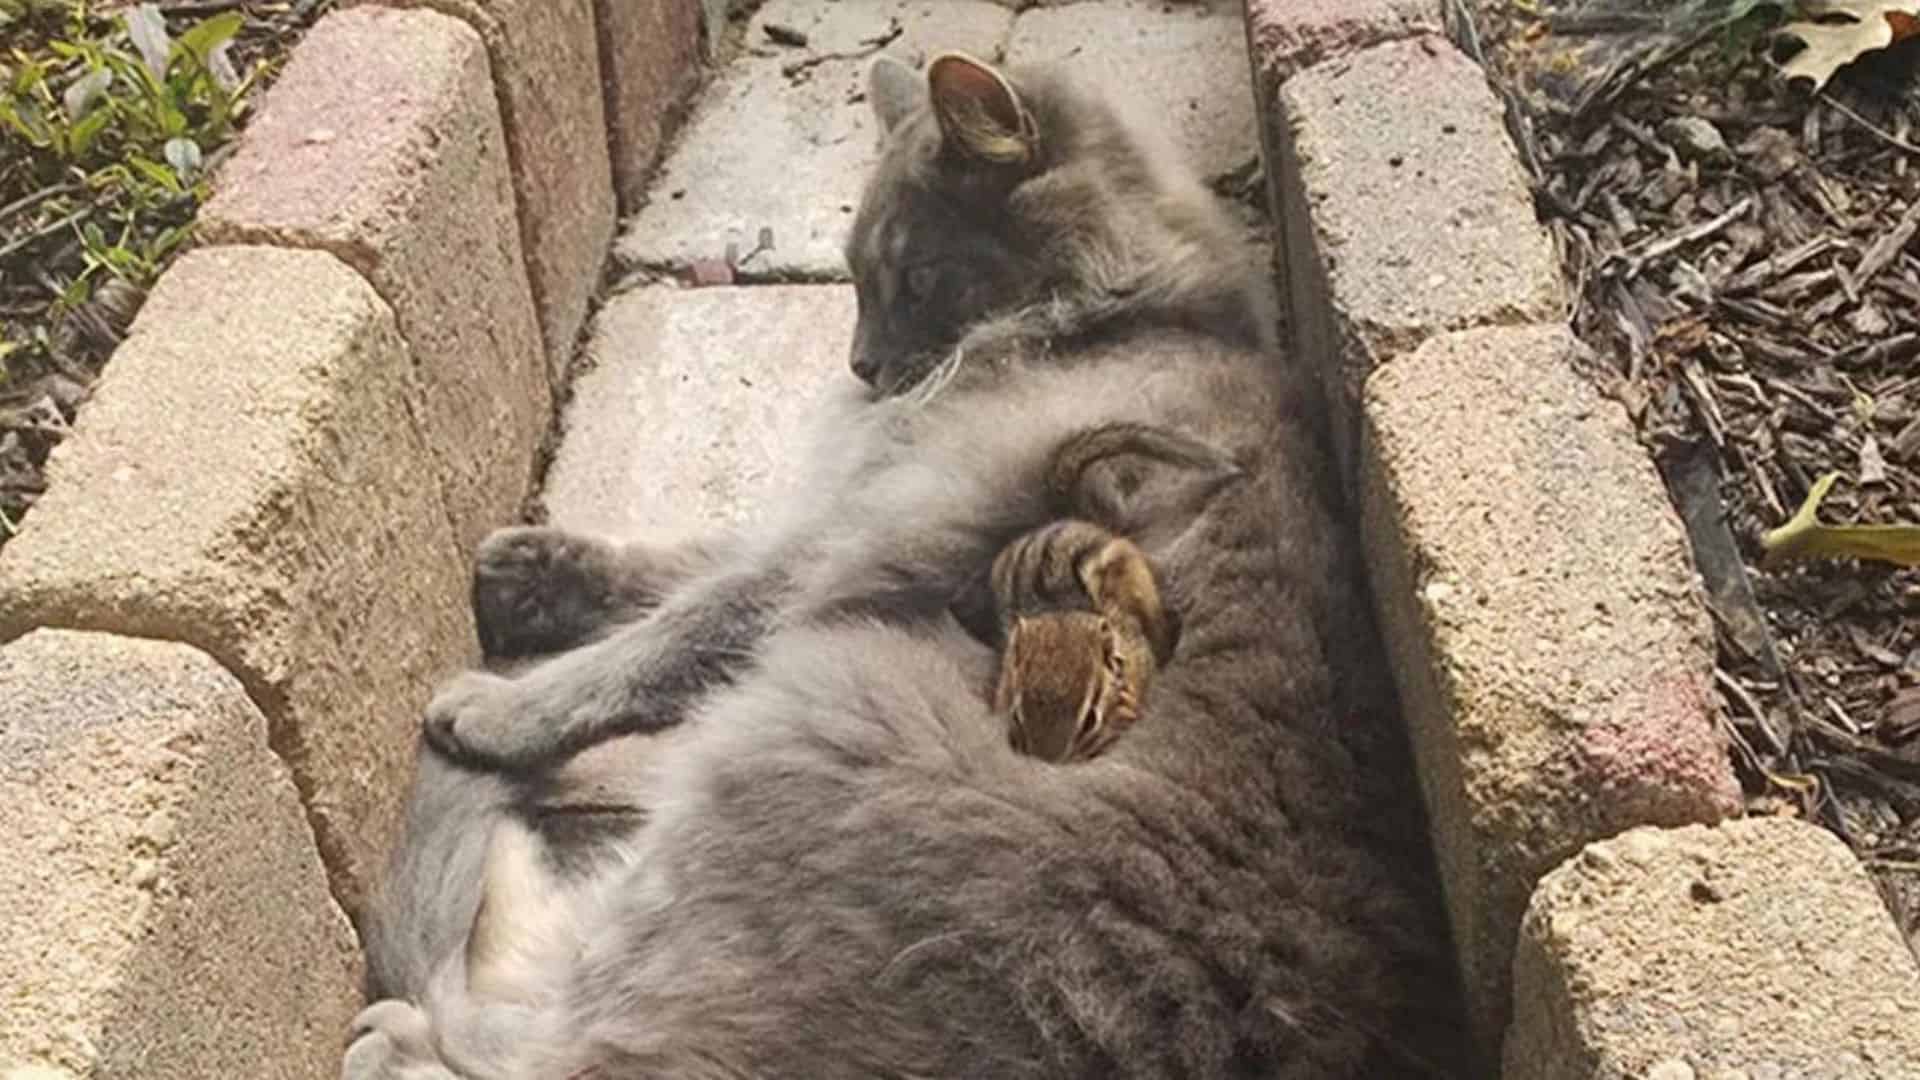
[1819,90,1920,159]
[780,19,903,80]
[158,1,256,15]
[1603,197,1754,281]
[0,206,90,265]
[0,182,81,229]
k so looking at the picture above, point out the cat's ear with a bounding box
[867,54,925,134]
[926,52,1036,167]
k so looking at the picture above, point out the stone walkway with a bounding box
[539,0,1258,541]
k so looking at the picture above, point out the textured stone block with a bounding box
[1507,819,1920,1079]
[542,284,855,538]
[597,0,705,210]
[0,629,360,1078]
[1006,0,1254,182]
[1245,0,1438,99]
[1359,323,1742,1058]
[201,5,548,553]
[615,0,1013,279]
[1277,35,1563,479]
[0,247,476,920]
[355,0,618,377]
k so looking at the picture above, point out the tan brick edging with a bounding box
[1506,818,1920,1079]
[0,3,704,1076]
[1245,0,1920,1073]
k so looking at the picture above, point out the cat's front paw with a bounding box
[423,670,565,773]
[472,525,625,661]
[342,1000,449,1080]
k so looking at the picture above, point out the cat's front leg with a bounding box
[472,525,739,661]
[342,1001,466,1080]
[426,563,787,772]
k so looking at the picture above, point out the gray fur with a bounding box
[351,53,1464,1080]
[866,54,924,135]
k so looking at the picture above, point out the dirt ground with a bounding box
[1456,0,1920,954]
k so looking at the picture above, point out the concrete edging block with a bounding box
[1506,818,1920,1079]
[1357,321,1743,1060]
[350,0,619,378]
[200,4,549,556]
[596,0,706,212]
[0,246,476,921]
[0,628,360,1078]
[1271,33,1564,481]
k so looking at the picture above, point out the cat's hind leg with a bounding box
[341,1001,464,1080]
[473,525,739,661]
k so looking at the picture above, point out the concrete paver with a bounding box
[1006,0,1254,182]
[614,0,1013,280]
[0,629,360,1079]
[598,0,705,210]
[1506,819,1920,1079]
[542,284,858,539]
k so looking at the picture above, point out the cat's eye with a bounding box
[902,263,941,304]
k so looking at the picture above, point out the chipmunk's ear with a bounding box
[867,54,924,134]
[927,52,1036,166]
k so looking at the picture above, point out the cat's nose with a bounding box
[849,341,879,384]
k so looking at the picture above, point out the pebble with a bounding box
[1661,116,1731,166]
[1648,1059,1697,1080]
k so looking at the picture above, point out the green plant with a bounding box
[0,3,260,184]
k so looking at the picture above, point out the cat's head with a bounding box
[844,51,1247,396]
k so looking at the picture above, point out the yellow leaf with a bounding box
[1760,471,1920,568]
[1775,1,1920,92]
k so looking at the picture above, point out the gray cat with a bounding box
[347,51,1465,1079]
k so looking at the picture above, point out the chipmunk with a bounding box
[988,520,1176,764]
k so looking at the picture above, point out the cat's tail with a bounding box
[464,817,579,1005]
[409,816,645,1079]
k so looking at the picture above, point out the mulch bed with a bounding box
[0,0,330,551]
[1453,0,1920,953]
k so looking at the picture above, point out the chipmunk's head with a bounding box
[994,612,1129,764]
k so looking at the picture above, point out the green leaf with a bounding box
[10,54,47,95]
[126,153,180,192]
[174,11,244,66]
[1760,472,1920,568]
[2,97,55,146]
[67,101,111,156]
[163,134,199,177]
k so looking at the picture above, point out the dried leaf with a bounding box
[61,67,112,120]
[687,258,734,287]
[1762,472,1920,567]
[1861,433,1889,485]
[124,4,172,81]
[1776,2,1920,92]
